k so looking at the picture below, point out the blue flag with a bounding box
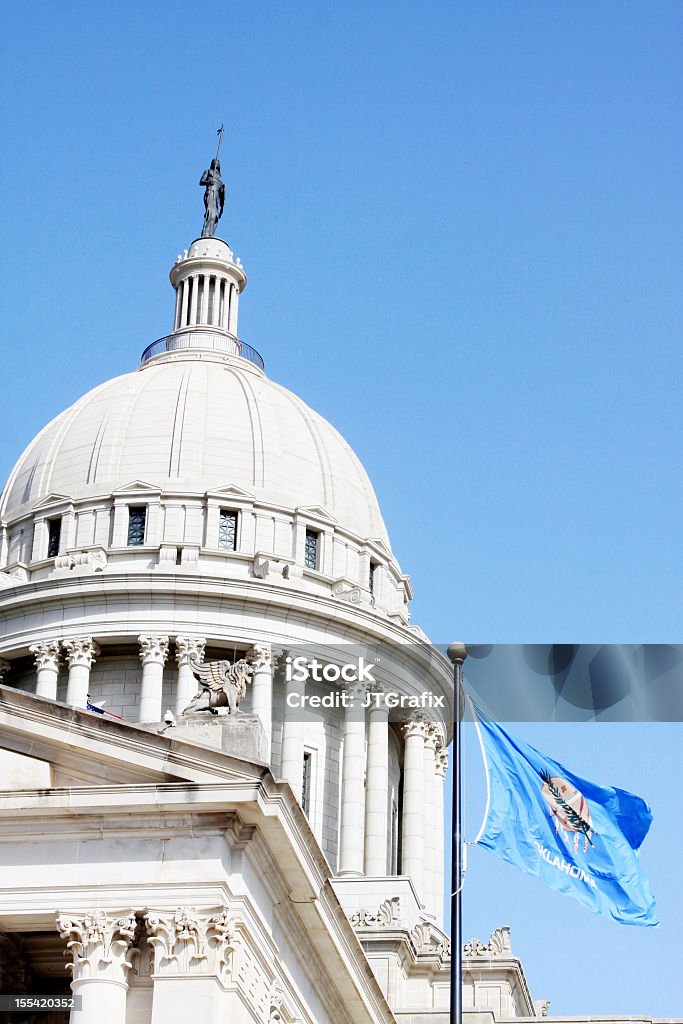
[474,708,658,926]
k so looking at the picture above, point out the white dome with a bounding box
[1,352,391,547]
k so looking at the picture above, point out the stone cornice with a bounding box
[0,570,445,658]
[0,574,454,738]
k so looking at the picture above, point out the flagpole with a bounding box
[447,642,468,1024]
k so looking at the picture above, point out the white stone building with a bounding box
[0,207,675,1024]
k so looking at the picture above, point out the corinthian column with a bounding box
[249,642,273,759]
[280,669,306,802]
[434,744,448,928]
[138,635,169,723]
[401,717,428,899]
[422,724,439,917]
[338,683,366,877]
[174,635,206,717]
[145,907,236,1024]
[57,910,137,1024]
[364,689,389,876]
[30,640,61,699]
[63,637,100,709]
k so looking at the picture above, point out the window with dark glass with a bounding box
[127,506,147,546]
[47,517,61,558]
[369,560,378,594]
[218,509,238,551]
[302,751,312,816]
[304,529,319,570]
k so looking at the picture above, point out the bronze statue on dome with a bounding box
[199,124,226,238]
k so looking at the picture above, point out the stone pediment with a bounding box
[111,479,162,496]
[367,537,391,556]
[205,483,255,500]
[296,504,337,524]
[32,492,72,512]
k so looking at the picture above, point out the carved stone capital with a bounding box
[424,724,439,751]
[144,907,236,982]
[62,637,100,669]
[402,717,428,740]
[0,658,11,682]
[249,642,272,673]
[29,640,61,672]
[138,635,169,666]
[345,681,368,705]
[175,635,206,668]
[57,910,137,985]
[435,748,449,779]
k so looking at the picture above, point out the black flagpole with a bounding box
[447,643,468,1024]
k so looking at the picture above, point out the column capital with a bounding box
[138,635,169,666]
[174,635,206,667]
[402,716,429,740]
[249,641,272,672]
[144,907,236,982]
[341,679,368,705]
[30,639,61,672]
[435,748,449,778]
[62,636,100,669]
[424,723,439,751]
[57,909,137,986]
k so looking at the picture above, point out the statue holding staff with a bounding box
[199,124,226,238]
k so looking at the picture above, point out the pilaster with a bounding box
[145,907,236,1024]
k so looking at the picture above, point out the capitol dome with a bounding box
[0,233,415,630]
[1,353,390,547]
[0,182,452,959]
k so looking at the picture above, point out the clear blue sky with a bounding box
[2,3,682,1017]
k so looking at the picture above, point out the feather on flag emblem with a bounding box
[540,770,595,853]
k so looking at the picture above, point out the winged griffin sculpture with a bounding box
[183,653,253,715]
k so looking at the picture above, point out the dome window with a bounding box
[369,560,378,595]
[304,529,319,570]
[218,509,238,551]
[127,506,147,546]
[47,518,61,559]
[301,750,313,817]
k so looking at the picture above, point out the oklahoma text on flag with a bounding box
[473,710,658,926]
